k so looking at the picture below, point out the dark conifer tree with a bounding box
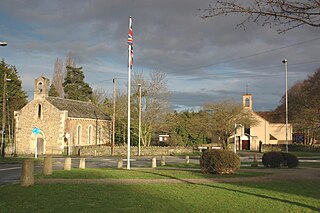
[63,66,93,101]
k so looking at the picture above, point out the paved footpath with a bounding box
[36,167,320,185]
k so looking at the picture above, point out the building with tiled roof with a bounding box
[14,76,111,156]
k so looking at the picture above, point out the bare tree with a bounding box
[92,88,109,105]
[52,58,64,98]
[203,100,258,149]
[132,71,171,147]
[65,51,76,68]
[50,52,77,98]
[199,0,320,33]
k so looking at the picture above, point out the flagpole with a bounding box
[127,16,133,169]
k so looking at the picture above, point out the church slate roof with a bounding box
[255,111,285,124]
[47,97,111,120]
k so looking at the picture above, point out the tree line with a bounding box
[1,54,319,148]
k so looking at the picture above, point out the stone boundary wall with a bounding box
[70,145,195,156]
[262,144,320,152]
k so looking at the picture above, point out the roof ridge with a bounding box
[47,96,92,104]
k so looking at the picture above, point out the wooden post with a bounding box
[20,160,34,187]
[43,156,52,175]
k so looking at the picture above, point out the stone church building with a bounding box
[14,76,111,156]
[233,93,292,151]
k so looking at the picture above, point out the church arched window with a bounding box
[77,125,82,145]
[88,125,92,144]
[37,104,42,119]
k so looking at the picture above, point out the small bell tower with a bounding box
[242,93,253,110]
[34,76,50,100]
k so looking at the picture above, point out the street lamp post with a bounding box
[1,74,11,159]
[282,59,289,153]
[1,42,7,159]
[138,84,142,156]
[0,42,7,46]
[112,78,116,156]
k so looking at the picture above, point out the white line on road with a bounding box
[0,167,21,171]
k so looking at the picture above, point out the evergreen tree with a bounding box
[48,84,60,97]
[63,66,93,101]
[0,60,28,136]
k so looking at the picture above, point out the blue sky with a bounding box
[0,0,319,111]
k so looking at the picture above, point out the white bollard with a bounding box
[64,157,72,171]
[152,157,157,168]
[117,158,123,169]
[79,158,86,169]
[160,156,166,166]
[185,155,190,164]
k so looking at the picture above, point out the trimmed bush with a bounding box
[262,152,285,168]
[262,152,299,168]
[200,149,240,175]
[282,152,299,168]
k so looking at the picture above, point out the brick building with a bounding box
[14,76,111,156]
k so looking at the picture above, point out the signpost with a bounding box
[32,127,40,158]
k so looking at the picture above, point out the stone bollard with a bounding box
[253,154,257,162]
[117,158,123,169]
[43,156,53,176]
[79,158,86,169]
[151,157,157,168]
[20,160,34,187]
[160,156,166,166]
[64,157,72,171]
[185,155,190,164]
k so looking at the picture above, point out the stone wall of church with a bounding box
[66,118,111,148]
[14,99,66,155]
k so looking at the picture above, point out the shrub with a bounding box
[262,152,299,168]
[262,152,284,168]
[282,152,299,168]
[200,149,240,175]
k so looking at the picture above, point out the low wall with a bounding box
[262,144,320,152]
[70,145,195,157]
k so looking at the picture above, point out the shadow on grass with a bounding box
[136,169,319,212]
[199,182,319,212]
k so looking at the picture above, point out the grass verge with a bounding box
[36,168,270,180]
[0,181,319,212]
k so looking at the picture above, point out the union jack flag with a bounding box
[128,17,133,69]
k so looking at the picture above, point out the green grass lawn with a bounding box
[299,162,320,168]
[0,181,319,212]
[2,162,319,212]
[36,168,269,180]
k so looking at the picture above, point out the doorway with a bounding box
[242,140,250,150]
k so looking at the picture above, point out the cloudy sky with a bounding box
[0,0,319,111]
